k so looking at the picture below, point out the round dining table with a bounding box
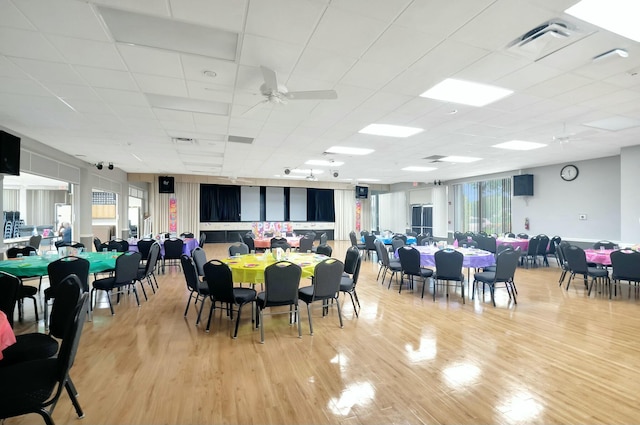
[584,248,615,266]
[221,252,327,284]
[0,251,118,278]
[0,311,16,360]
[252,236,302,249]
[496,237,529,251]
[412,246,495,269]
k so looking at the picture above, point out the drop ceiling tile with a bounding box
[455,52,530,83]
[43,82,100,101]
[245,0,325,44]
[75,66,138,91]
[11,57,83,83]
[169,0,247,33]
[307,5,387,57]
[581,89,640,110]
[186,81,233,103]
[293,47,357,84]
[117,44,183,78]
[239,34,303,75]
[110,104,156,119]
[134,73,188,97]
[524,72,593,98]
[181,55,238,85]
[0,27,63,61]
[13,0,110,41]
[331,0,408,22]
[48,35,126,70]
[92,0,171,16]
[340,59,402,90]
[0,76,50,96]
[0,0,35,30]
[94,87,148,106]
[361,24,443,68]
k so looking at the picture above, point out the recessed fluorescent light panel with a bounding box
[565,0,640,43]
[98,6,238,60]
[357,178,380,182]
[325,146,374,155]
[305,160,344,166]
[583,116,640,131]
[291,169,324,175]
[440,156,482,163]
[493,140,547,151]
[420,78,513,107]
[401,166,437,172]
[359,124,424,138]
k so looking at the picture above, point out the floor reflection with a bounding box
[405,336,437,363]
[328,382,375,416]
[442,362,481,388]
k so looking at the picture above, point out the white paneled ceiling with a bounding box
[1,0,640,184]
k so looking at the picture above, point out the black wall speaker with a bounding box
[0,130,21,176]
[513,174,534,196]
[158,176,175,193]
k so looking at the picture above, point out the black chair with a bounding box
[397,246,433,297]
[433,249,465,303]
[593,240,616,250]
[28,235,42,251]
[390,237,405,256]
[298,259,344,335]
[242,234,256,252]
[610,249,640,299]
[521,236,539,268]
[44,256,89,328]
[536,234,550,266]
[476,235,496,254]
[191,246,207,279]
[416,233,429,246]
[136,238,155,262]
[556,241,571,286]
[5,246,39,321]
[363,234,377,261]
[349,231,366,250]
[315,244,332,257]
[162,238,184,273]
[546,236,561,266]
[516,233,529,239]
[270,237,291,251]
[228,242,249,257]
[263,232,274,238]
[203,260,256,338]
[473,249,520,306]
[180,232,194,238]
[505,232,515,238]
[0,276,89,424]
[376,239,402,288]
[311,233,327,253]
[563,245,610,296]
[0,272,19,328]
[256,261,302,343]
[342,246,360,278]
[107,239,128,252]
[340,252,362,317]
[93,237,108,252]
[91,251,142,315]
[199,232,207,248]
[298,236,314,253]
[136,242,161,298]
[180,255,210,326]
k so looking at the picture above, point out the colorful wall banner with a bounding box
[355,201,361,232]
[251,222,294,236]
[169,196,178,233]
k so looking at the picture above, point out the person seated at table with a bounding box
[58,222,71,244]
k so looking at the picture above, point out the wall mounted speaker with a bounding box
[158,176,175,193]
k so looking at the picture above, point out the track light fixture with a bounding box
[433,180,443,186]
[96,162,103,170]
[108,162,114,170]
[94,161,114,170]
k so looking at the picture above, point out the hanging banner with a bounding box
[169,196,178,233]
[355,200,361,232]
[251,222,294,236]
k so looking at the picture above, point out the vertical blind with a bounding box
[453,178,511,234]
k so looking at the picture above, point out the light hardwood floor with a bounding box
[7,241,640,424]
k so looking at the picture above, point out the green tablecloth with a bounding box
[222,252,326,284]
[0,252,118,278]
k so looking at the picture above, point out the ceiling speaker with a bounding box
[158,176,175,193]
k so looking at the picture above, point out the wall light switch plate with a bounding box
[579,214,587,220]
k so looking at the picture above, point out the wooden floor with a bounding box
[7,241,640,424]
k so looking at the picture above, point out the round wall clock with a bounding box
[560,165,579,181]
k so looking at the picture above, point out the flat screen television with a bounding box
[355,185,369,199]
[158,176,175,193]
[513,174,533,196]
[0,130,21,176]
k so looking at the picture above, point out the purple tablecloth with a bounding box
[412,246,495,269]
[129,238,199,257]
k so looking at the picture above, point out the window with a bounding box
[453,178,511,234]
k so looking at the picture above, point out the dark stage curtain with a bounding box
[200,185,241,222]
[307,189,335,222]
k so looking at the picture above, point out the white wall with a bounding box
[511,156,620,240]
[620,145,640,242]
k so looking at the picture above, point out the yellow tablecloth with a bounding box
[222,252,327,284]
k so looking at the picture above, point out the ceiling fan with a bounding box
[244,66,338,114]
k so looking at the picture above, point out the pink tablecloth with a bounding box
[585,249,614,266]
[496,237,529,251]
[0,311,16,360]
[253,237,301,249]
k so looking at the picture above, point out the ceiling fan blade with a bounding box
[260,66,278,92]
[283,89,338,100]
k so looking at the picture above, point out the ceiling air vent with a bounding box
[172,137,197,145]
[506,19,584,60]
[228,135,254,144]
[423,155,446,163]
